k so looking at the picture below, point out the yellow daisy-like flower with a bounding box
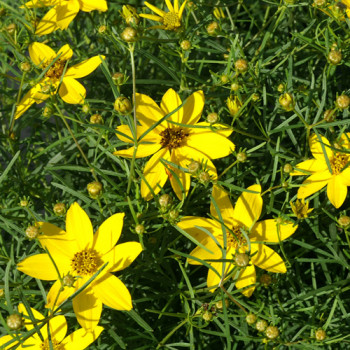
[291,133,350,208]
[140,0,187,30]
[290,198,313,219]
[22,0,108,36]
[114,88,235,201]
[0,303,103,349]
[15,42,104,119]
[177,185,297,297]
[17,203,143,330]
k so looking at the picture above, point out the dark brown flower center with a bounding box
[44,59,66,80]
[160,127,189,150]
[40,339,63,350]
[331,153,349,175]
[224,226,247,250]
[71,249,102,276]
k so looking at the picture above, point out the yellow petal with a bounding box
[297,171,330,199]
[35,7,60,36]
[178,0,187,18]
[161,88,183,124]
[65,55,104,79]
[56,44,73,61]
[62,326,104,350]
[23,0,59,8]
[55,0,80,30]
[29,42,56,66]
[340,132,350,149]
[135,93,166,130]
[181,90,204,125]
[144,1,166,17]
[291,159,327,176]
[233,184,262,229]
[207,261,232,292]
[139,14,163,21]
[92,274,132,310]
[174,0,179,13]
[141,148,170,200]
[0,334,20,349]
[188,238,221,265]
[340,167,350,186]
[72,281,103,330]
[17,254,59,280]
[327,175,347,208]
[250,244,286,273]
[93,213,125,256]
[66,202,93,250]
[177,216,221,243]
[235,265,256,297]
[165,0,174,11]
[46,279,76,310]
[210,185,235,228]
[59,77,86,104]
[114,144,162,159]
[251,219,297,243]
[309,134,332,161]
[105,242,143,272]
[48,315,67,343]
[187,127,235,159]
[78,0,108,11]
[18,303,45,333]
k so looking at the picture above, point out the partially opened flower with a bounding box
[22,0,108,36]
[15,42,104,119]
[0,303,103,349]
[177,185,297,297]
[114,88,235,201]
[140,0,187,30]
[17,203,142,330]
[291,133,350,208]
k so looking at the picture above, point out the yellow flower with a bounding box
[22,0,108,36]
[15,42,104,119]
[140,0,187,30]
[291,133,350,208]
[0,303,103,349]
[17,203,142,330]
[114,89,235,201]
[177,185,297,297]
[227,95,242,116]
[290,199,313,219]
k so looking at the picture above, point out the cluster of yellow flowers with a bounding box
[3,0,350,348]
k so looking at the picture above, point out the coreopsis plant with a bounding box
[114,89,235,200]
[0,303,103,349]
[15,42,104,120]
[17,203,143,330]
[177,185,298,297]
[140,0,187,30]
[291,133,350,208]
[22,0,108,36]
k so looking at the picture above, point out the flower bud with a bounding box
[90,114,103,124]
[227,96,242,116]
[7,314,23,330]
[20,62,31,72]
[198,171,211,184]
[235,253,249,267]
[221,75,230,84]
[235,59,248,73]
[41,83,51,94]
[159,194,173,208]
[6,23,16,34]
[98,25,107,34]
[169,209,179,221]
[328,50,342,65]
[259,273,272,287]
[180,40,191,51]
[207,112,218,124]
[206,21,219,35]
[53,203,66,216]
[265,326,279,339]
[230,82,239,91]
[251,93,260,102]
[42,106,54,118]
[279,92,295,111]
[112,72,125,85]
[122,5,140,25]
[25,226,39,240]
[315,329,326,341]
[323,109,336,122]
[121,27,137,42]
[82,104,90,114]
[215,299,229,309]
[135,224,145,235]
[62,273,75,287]
[256,319,268,332]
[188,160,200,174]
[202,310,213,321]
[114,97,132,115]
[236,152,247,163]
[338,215,350,228]
[277,83,285,93]
[246,313,257,325]
[20,199,29,207]
[87,181,103,199]
[313,0,326,5]
[283,163,293,173]
[336,94,350,109]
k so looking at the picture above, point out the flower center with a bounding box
[331,153,349,175]
[160,127,189,150]
[225,226,247,250]
[163,11,181,30]
[71,249,102,276]
[40,339,63,350]
[44,59,66,80]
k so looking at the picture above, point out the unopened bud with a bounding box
[202,310,213,321]
[114,97,132,115]
[20,62,31,72]
[279,92,295,111]
[121,27,137,42]
[41,84,51,94]
[20,199,29,207]
[159,194,172,208]
[252,93,260,102]
[277,83,285,93]
[169,209,179,220]
[7,314,23,330]
[236,152,247,163]
[198,171,211,184]
[230,82,239,91]
[188,161,200,173]
[112,72,125,85]
[98,25,107,34]
[235,59,248,73]
[221,75,229,84]
[313,0,326,5]
[283,163,293,173]
[206,21,219,35]
[315,329,326,341]
[235,253,249,267]
[90,114,103,124]
[180,40,191,51]
[25,226,39,240]
[323,109,336,122]
[135,224,145,235]
[87,181,103,199]
[338,215,350,228]
[62,273,75,287]
[215,299,229,309]
[53,203,66,216]
[82,104,90,113]
[6,23,16,34]
[207,112,218,124]
[265,326,279,339]
[336,94,350,109]
[246,313,257,325]
[328,50,342,65]
[256,319,268,332]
